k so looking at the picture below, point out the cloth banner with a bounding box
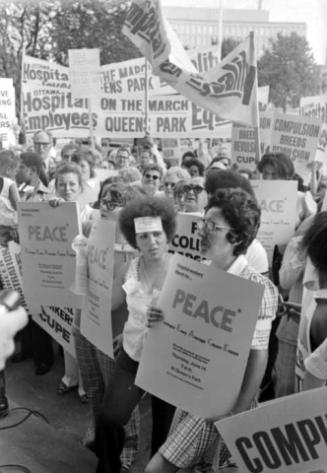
[300,94,327,124]
[122,0,196,72]
[216,387,327,473]
[21,54,231,138]
[123,1,258,126]
[154,33,259,127]
[135,254,264,419]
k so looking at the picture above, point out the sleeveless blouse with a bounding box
[122,256,160,362]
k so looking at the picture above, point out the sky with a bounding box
[162,0,327,65]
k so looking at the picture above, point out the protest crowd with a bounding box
[1,1,327,473]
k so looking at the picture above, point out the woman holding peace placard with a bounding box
[51,163,88,403]
[94,195,177,473]
[145,188,278,473]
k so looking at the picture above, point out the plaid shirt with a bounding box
[159,258,278,470]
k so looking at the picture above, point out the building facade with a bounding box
[163,7,307,57]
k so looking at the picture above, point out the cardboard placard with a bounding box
[80,219,115,358]
[136,254,264,418]
[217,387,327,473]
[18,201,83,313]
[251,180,298,264]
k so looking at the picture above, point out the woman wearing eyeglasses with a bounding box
[140,164,163,197]
[162,167,190,201]
[173,177,207,213]
[145,188,278,473]
[94,195,177,473]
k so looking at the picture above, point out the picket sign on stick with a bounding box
[80,219,115,358]
[68,48,101,148]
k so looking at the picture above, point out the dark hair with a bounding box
[119,196,176,249]
[71,146,96,178]
[61,143,78,159]
[182,151,196,163]
[20,151,48,186]
[302,212,327,273]
[208,156,231,167]
[204,169,255,197]
[206,188,261,256]
[293,173,307,192]
[257,153,294,179]
[142,163,163,179]
[54,162,83,190]
[184,158,205,176]
[0,149,19,170]
[93,177,123,208]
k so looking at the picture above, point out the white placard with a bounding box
[251,180,298,264]
[136,254,264,418]
[217,387,327,473]
[18,201,83,313]
[81,219,115,358]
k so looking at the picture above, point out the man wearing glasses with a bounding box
[32,129,57,177]
[115,146,132,170]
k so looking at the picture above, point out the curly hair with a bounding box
[184,158,205,176]
[206,188,261,256]
[257,153,294,180]
[301,212,327,273]
[204,169,255,197]
[165,166,190,181]
[119,167,142,183]
[119,196,176,249]
[142,163,163,179]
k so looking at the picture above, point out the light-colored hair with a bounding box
[165,166,190,181]
[119,167,142,183]
[54,162,83,190]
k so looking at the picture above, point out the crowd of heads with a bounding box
[2,129,327,265]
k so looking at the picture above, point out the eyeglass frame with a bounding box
[196,217,231,233]
[175,184,204,196]
[144,173,160,181]
[100,195,126,211]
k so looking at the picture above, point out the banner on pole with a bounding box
[21,54,231,138]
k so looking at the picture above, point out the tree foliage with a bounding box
[221,38,240,59]
[258,32,320,110]
[0,0,141,114]
[49,0,141,66]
